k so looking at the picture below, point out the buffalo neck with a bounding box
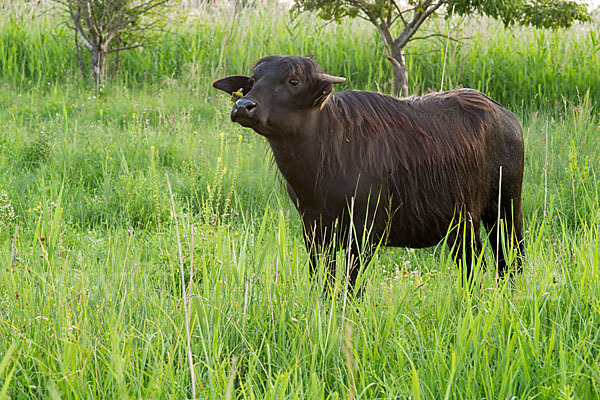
[265,110,325,202]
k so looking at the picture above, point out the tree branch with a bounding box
[73,13,95,51]
[104,0,168,45]
[345,0,377,22]
[84,1,101,42]
[74,27,86,79]
[390,0,407,27]
[394,0,446,49]
[113,19,167,39]
[409,33,470,44]
[106,43,145,53]
[386,54,402,69]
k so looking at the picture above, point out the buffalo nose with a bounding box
[235,98,257,113]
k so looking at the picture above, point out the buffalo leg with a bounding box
[344,210,380,296]
[303,220,337,293]
[345,241,375,297]
[447,216,482,283]
[304,220,371,296]
[483,200,524,279]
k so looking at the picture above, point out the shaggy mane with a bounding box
[317,89,501,219]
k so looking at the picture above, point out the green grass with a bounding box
[1,2,600,399]
[0,2,599,110]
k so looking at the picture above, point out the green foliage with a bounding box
[21,129,51,168]
[450,0,591,28]
[58,0,171,48]
[296,0,590,29]
[294,0,591,96]
[520,0,590,27]
[292,0,362,21]
[0,190,16,228]
[54,0,171,84]
[0,6,598,110]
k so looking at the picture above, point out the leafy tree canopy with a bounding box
[294,0,590,96]
[297,0,589,29]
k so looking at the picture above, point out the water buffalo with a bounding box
[213,55,524,289]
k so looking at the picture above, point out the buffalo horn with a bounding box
[320,73,346,84]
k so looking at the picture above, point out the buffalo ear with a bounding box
[312,73,346,108]
[212,75,252,95]
[311,81,334,108]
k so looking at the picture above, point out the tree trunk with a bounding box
[91,47,107,89]
[112,36,121,79]
[388,48,408,97]
[74,30,85,80]
[388,47,409,97]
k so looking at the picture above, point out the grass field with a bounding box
[1,2,600,399]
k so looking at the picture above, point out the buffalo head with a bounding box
[212,55,345,137]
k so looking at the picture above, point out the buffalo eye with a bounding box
[289,78,299,87]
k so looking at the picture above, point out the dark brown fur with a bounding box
[213,55,525,290]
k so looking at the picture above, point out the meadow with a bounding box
[1,2,599,398]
